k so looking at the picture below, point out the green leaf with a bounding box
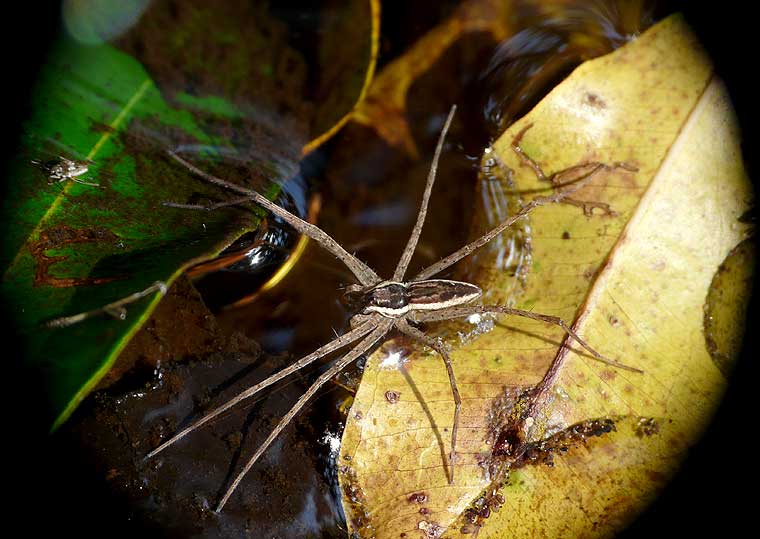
[1,38,256,431]
[1,0,378,430]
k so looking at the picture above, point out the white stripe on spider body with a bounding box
[352,279,483,318]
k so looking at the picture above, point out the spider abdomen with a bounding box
[362,279,481,318]
[407,279,482,311]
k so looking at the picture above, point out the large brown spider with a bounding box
[147,105,641,511]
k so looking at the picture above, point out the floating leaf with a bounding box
[1,0,378,430]
[340,14,753,538]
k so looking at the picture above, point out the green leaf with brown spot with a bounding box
[1,0,378,430]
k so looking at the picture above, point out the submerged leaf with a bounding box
[354,0,514,157]
[340,14,753,538]
[1,0,378,429]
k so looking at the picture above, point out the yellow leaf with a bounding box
[340,14,753,538]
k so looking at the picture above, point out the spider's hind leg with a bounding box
[215,317,392,511]
[397,319,461,485]
[144,318,377,462]
[413,305,642,373]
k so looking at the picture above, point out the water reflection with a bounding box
[478,0,655,134]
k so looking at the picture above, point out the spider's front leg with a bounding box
[511,124,637,216]
[162,196,256,212]
[163,149,381,287]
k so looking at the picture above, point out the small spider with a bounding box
[31,156,102,187]
[148,105,641,511]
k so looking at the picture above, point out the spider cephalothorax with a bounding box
[148,105,641,512]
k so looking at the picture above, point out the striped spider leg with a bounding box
[151,105,641,512]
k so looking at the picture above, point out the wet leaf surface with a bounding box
[340,14,754,538]
[0,0,378,429]
[703,238,755,376]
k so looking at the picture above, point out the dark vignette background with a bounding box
[3,2,756,538]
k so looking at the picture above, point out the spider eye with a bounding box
[342,286,368,313]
